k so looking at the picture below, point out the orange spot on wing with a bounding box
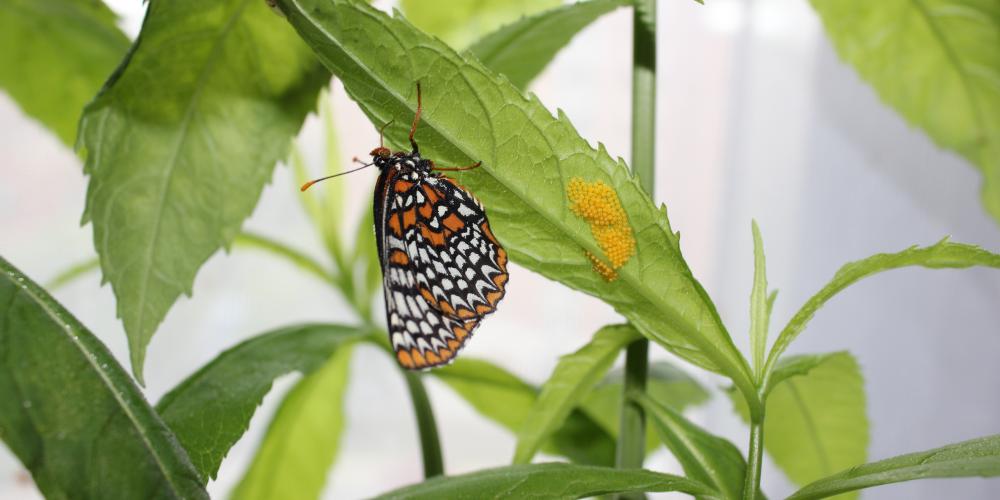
[496,248,508,268]
[438,349,453,360]
[447,339,461,351]
[442,214,464,232]
[425,351,441,364]
[422,185,441,204]
[397,350,415,369]
[493,273,508,287]
[387,212,402,236]
[439,300,456,316]
[411,349,427,367]
[402,208,417,228]
[486,290,504,305]
[453,325,469,340]
[457,308,476,319]
[420,287,436,304]
[389,250,409,265]
[476,304,493,315]
[420,224,446,246]
[394,180,414,192]
[419,202,433,218]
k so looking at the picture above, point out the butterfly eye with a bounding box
[370,147,390,158]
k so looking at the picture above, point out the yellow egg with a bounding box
[567,178,636,281]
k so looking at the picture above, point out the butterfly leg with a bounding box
[433,161,482,172]
[409,82,423,153]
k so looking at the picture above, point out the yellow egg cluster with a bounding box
[586,252,618,281]
[567,178,636,281]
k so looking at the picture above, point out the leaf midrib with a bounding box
[514,336,625,462]
[286,0,748,387]
[133,0,253,350]
[474,0,623,67]
[5,272,189,498]
[788,379,832,476]
[909,0,989,151]
[643,396,732,497]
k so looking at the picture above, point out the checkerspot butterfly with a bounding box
[302,84,509,369]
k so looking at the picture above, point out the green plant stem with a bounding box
[616,0,655,493]
[366,331,445,479]
[403,371,445,478]
[743,417,764,500]
[616,339,649,469]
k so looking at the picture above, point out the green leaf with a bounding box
[0,256,207,499]
[78,0,330,382]
[765,239,1000,377]
[373,463,718,499]
[468,0,629,90]
[318,92,347,254]
[291,91,347,266]
[637,393,747,500]
[809,0,1000,225]
[734,352,868,497]
[513,324,639,464]
[432,358,615,466]
[45,256,100,290]
[232,345,355,500]
[788,434,1000,500]
[155,323,366,482]
[274,0,757,412]
[581,361,710,453]
[749,220,769,380]
[0,0,129,146]
[233,231,333,286]
[767,352,836,395]
[400,0,560,48]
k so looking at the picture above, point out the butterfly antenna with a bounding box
[409,82,422,152]
[378,119,394,148]
[300,162,373,191]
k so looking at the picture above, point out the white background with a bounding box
[1,0,998,498]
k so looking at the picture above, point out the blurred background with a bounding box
[2,0,998,498]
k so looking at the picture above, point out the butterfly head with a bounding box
[370,146,392,170]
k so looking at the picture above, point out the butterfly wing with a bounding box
[375,167,508,370]
[404,174,508,320]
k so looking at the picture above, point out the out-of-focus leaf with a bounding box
[513,324,639,464]
[400,0,560,48]
[374,463,718,499]
[0,0,129,145]
[233,231,333,286]
[765,239,1000,376]
[469,0,628,90]
[735,352,868,498]
[749,220,769,379]
[638,393,746,500]
[78,0,330,382]
[810,0,1000,225]
[232,345,355,500]
[433,358,615,466]
[318,93,346,254]
[0,256,207,499]
[352,206,381,320]
[156,323,366,482]
[788,434,1000,500]
[581,361,710,453]
[275,0,757,412]
[45,256,99,290]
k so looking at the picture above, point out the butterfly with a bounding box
[302,84,509,369]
